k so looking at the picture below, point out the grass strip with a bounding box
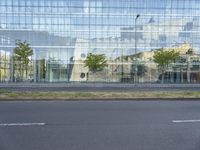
[0,91,200,100]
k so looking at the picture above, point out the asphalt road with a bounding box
[0,100,200,150]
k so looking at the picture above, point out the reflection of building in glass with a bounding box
[0,0,200,83]
[120,18,199,51]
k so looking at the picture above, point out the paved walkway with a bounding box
[0,83,200,92]
[0,82,200,87]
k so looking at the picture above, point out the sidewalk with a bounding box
[0,82,200,88]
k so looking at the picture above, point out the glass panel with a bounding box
[0,0,199,83]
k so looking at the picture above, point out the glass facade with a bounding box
[0,0,200,83]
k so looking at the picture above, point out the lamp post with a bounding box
[134,14,140,83]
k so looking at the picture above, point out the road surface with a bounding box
[0,100,200,150]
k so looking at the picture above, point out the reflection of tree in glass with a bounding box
[84,53,107,81]
[14,40,33,80]
[153,48,180,83]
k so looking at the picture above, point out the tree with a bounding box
[153,48,180,83]
[84,53,107,80]
[14,41,33,80]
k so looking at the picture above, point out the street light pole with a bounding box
[134,14,140,83]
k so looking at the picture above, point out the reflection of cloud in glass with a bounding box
[84,7,89,13]
[0,24,6,29]
[84,1,89,13]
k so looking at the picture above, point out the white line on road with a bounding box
[172,120,200,123]
[0,123,46,127]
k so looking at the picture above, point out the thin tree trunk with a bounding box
[94,72,96,82]
[20,61,22,80]
[21,63,24,81]
[26,65,28,79]
[181,68,183,83]
[87,72,89,82]
[12,57,15,82]
[161,72,164,83]
[161,68,165,83]
[187,56,190,83]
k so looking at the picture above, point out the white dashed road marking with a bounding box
[0,123,46,127]
[172,120,200,123]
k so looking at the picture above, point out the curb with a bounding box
[0,98,200,102]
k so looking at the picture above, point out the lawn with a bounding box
[0,89,199,100]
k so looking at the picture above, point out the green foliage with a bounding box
[84,53,107,73]
[153,48,180,83]
[14,41,33,62]
[14,40,33,79]
[153,48,180,68]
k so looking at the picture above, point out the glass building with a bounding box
[0,0,200,83]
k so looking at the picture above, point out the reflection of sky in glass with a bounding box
[0,0,200,83]
[0,0,200,52]
[1,0,199,32]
